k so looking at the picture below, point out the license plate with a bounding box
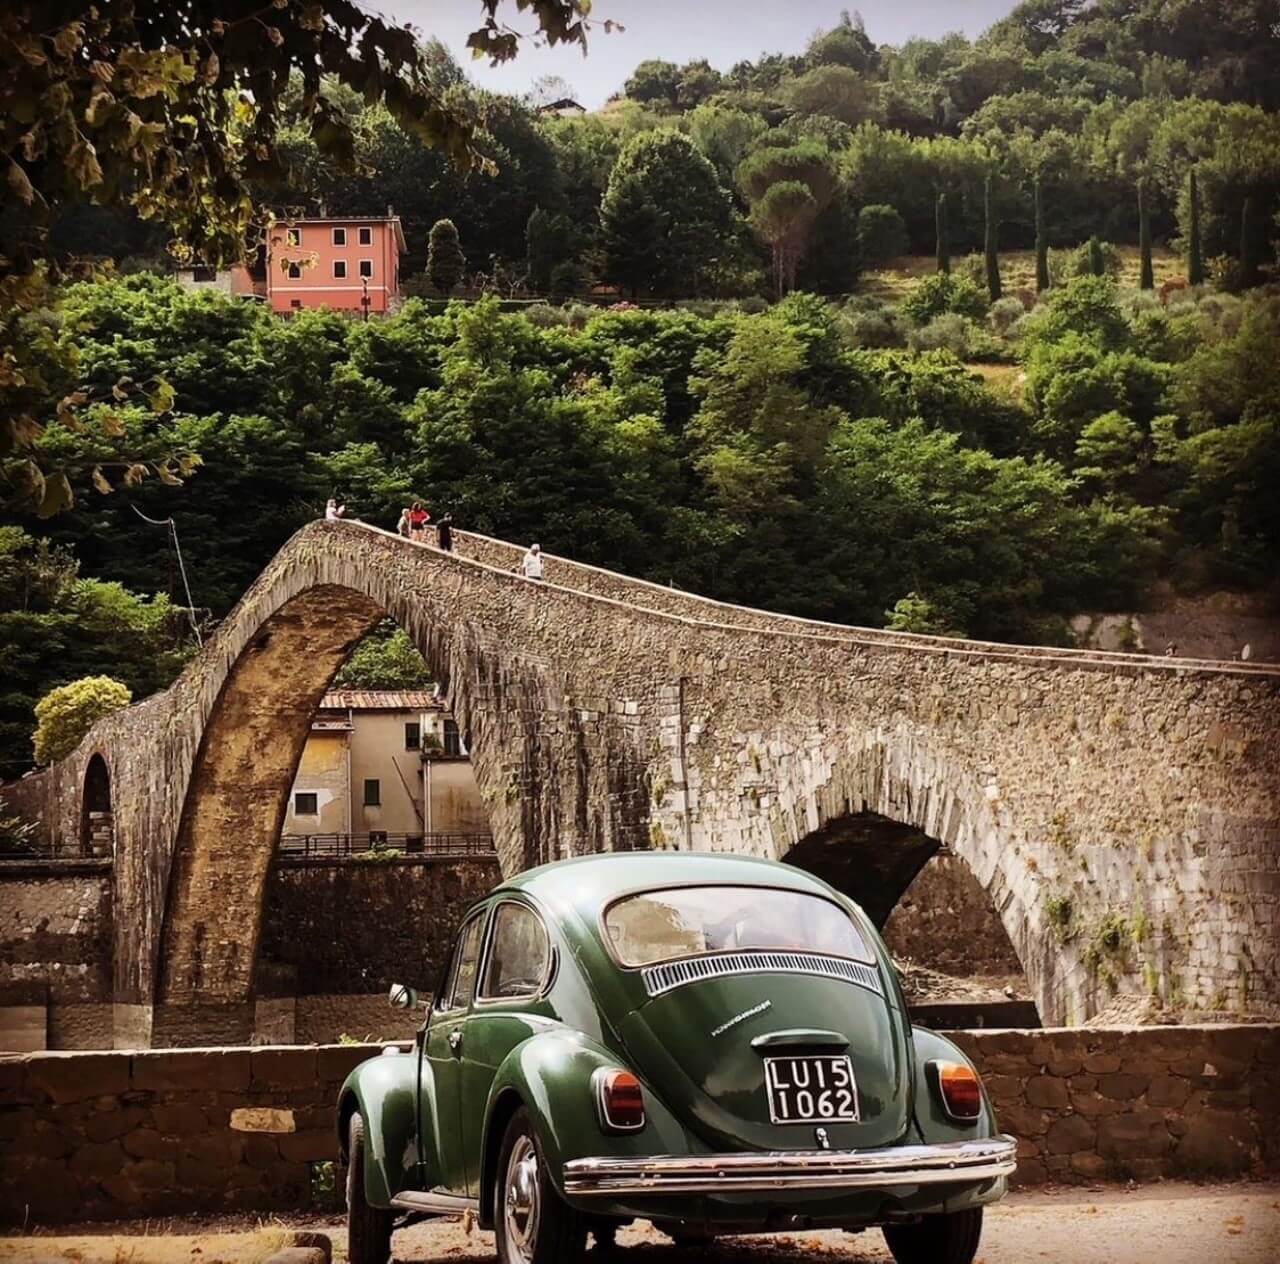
[763,1055,860,1124]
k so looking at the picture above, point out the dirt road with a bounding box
[2,1182,1277,1264]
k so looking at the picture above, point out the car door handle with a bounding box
[448,1030,463,1055]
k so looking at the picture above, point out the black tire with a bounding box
[494,1106,586,1264]
[662,1225,717,1248]
[346,1112,393,1264]
[883,1208,984,1264]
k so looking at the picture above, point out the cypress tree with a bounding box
[935,192,950,274]
[1138,176,1154,290]
[1240,194,1262,289]
[1034,176,1050,292]
[1088,234,1106,277]
[1187,169,1205,286]
[427,218,466,296]
[983,171,1001,301]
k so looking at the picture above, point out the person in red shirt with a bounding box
[407,500,431,542]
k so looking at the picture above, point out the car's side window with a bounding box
[439,914,485,1012]
[479,903,551,1001]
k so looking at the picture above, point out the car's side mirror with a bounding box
[389,982,420,1011]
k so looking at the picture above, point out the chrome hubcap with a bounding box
[503,1134,540,1260]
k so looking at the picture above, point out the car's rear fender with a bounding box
[479,1029,689,1223]
[910,1027,1001,1143]
[337,1048,422,1208]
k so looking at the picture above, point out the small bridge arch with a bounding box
[79,753,114,857]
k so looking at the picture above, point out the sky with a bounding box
[378,1,1022,108]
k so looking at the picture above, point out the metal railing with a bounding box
[0,838,105,863]
[276,831,496,860]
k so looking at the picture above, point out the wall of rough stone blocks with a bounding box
[3,521,1277,1044]
[259,854,500,997]
[0,1043,378,1224]
[1,1026,1275,1226]
[0,861,113,1050]
[0,854,496,1050]
[950,1024,1280,1185]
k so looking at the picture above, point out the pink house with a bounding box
[266,215,406,315]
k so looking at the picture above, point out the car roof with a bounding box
[494,850,839,916]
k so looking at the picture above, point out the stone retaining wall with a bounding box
[1,1025,1275,1225]
[950,1025,1280,1185]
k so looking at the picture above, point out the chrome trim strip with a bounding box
[562,1136,1017,1197]
[390,1190,480,1216]
[641,951,883,1000]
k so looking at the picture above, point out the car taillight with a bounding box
[929,1059,982,1122]
[595,1068,645,1131]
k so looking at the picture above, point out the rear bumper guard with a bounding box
[563,1135,1017,1196]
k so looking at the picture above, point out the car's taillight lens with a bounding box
[595,1069,645,1131]
[930,1059,982,1121]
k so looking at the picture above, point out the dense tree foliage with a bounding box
[0,525,193,776]
[3,271,1271,736]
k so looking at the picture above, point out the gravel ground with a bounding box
[2,1183,1278,1264]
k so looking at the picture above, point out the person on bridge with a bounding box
[521,543,544,581]
[396,506,411,538]
[408,501,431,542]
[436,513,454,553]
[325,498,346,522]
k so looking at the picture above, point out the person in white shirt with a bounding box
[325,498,345,521]
[521,543,544,581]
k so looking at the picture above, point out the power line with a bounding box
[130,505,204,646]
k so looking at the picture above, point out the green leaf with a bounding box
[148,380,176,414]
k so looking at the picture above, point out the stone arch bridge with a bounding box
[4,521,1278,1047]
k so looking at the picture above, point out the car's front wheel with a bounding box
[883,1208,984,1264]
[346,1111,393,1264]
[495,1107,586,1264]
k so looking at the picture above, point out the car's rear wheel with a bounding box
[495,1107,586,1264]
[882,1208,984,1264]
[346,1111,393,1264]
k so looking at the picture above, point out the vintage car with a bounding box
[337,852,1016,1264]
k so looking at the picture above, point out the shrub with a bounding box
[856,204,909,265]
[840,301,909,348]
[33,677,132,765]
[1208,253,1244,294]
[988,295,1027,335]
[1059,238,1123,280]
[908,313,978,355]
[900,272,988,325]
[522,302,569,328]
[736,295,770,315]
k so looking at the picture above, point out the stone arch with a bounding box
[79,753,114,857]
[143,528,643,1046]
[767,731,1069,1024]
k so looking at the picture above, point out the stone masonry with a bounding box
[3,521,1278,1045]
[1,1025,1275,1225]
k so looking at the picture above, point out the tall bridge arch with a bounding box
[4,520,1278,1045]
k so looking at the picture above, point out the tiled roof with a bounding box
[319,690,443,711]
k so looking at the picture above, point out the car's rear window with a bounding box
[603,884,874,968]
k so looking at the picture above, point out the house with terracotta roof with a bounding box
[282,690,488,848]
[265,213,406,315]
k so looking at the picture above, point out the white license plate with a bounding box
[763,1054,860,1124]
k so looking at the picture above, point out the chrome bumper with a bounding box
[563,1136,1017,1197]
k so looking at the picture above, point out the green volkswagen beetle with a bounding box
[337,852,1015,1264]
